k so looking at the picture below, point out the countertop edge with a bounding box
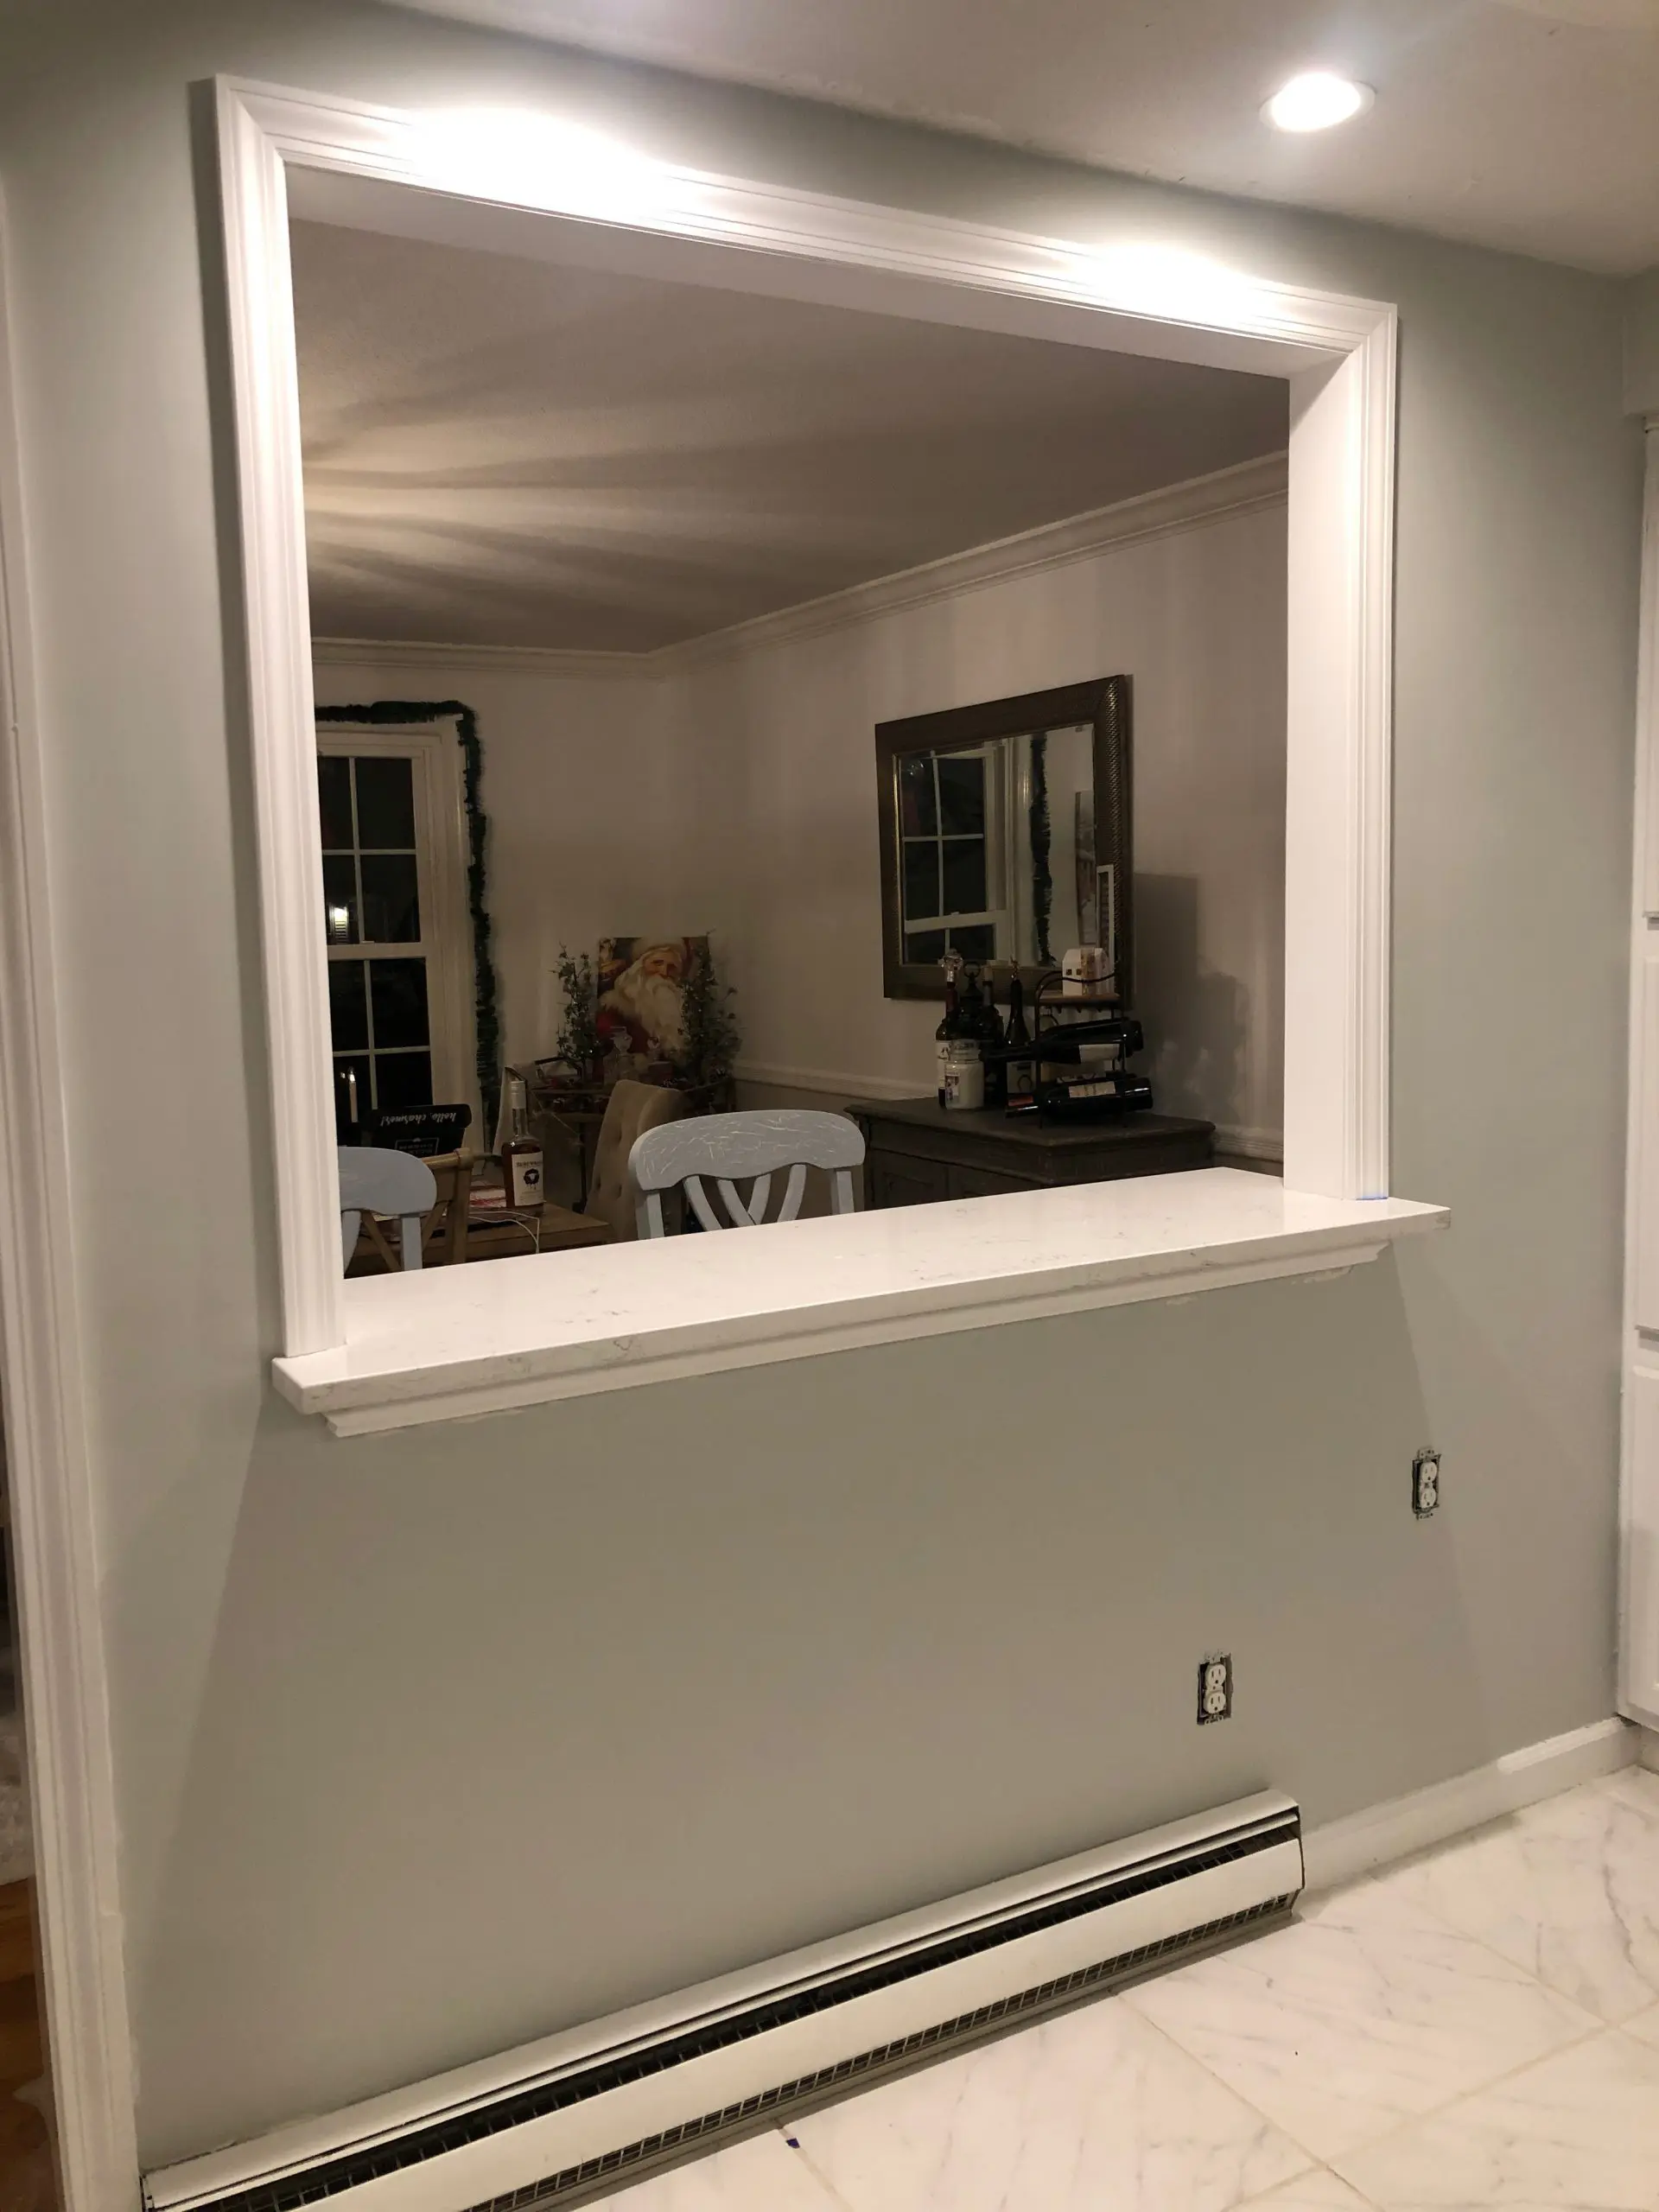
[272,1186,1448,1436]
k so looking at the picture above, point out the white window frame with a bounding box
[315,721,479,1130]
[214,76,1441,1424]
[898,742,1010,961]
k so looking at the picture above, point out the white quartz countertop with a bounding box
[273,1168,1447,1435]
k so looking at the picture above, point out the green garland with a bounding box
[315,699,501,1135]
[1029,731,1053,965]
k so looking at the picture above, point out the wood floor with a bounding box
[0,1884,52,2211]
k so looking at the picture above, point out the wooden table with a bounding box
[466,1202,612,1259]
[847,1096,1215,1208]
[347,1199,612,1270]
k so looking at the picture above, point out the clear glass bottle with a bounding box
[935,955,965,1105]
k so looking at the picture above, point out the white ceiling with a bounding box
[382,0,1659,276]
[294,219,1286,652]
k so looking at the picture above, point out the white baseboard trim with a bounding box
[1301,1717,1637,1893]
[736,1060,915,1103]
[1641,1726,1659,1773]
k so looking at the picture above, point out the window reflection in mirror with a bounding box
[896,723,1102,973]
[877,679,1132,1005]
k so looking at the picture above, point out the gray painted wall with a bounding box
[0,0,1642,2167]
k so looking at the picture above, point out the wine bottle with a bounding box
[1003,976,1034,1110]
[976,967,1007,1108]
[500,1075,545,1211]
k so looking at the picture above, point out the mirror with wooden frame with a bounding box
[875,677,1132,1002]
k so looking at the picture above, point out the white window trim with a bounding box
[214,76,1443,1421]
[316,720,480,1129]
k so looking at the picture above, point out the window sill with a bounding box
[272,1169,1446,1436]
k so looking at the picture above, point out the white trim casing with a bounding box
[219,86,340,1358]
[214,75,1401,1380]
[1622,420,1659,1731]
[0,197,139,2212]
[1284,341,1395,1202]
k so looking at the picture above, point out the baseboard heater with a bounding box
[146,1790,1300,2212]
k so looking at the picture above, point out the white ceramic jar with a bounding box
[938,1039,985,1111]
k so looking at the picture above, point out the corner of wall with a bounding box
[1624,266,1659,418]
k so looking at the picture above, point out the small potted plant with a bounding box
[550,946,604,1086]
[675,943,741,1099]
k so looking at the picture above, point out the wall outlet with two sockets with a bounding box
[1197,1653,1234,1724]
[1412,1448,1442,1518]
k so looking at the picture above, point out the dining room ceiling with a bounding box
[379,0,1659,276]
[293,219,1287,654]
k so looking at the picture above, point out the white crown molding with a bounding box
[311,637,645,683]
[310,452,1288,684]
[654,451,1287,675]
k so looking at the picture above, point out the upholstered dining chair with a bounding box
[527,1079,692,1250]
[629,1109,865,1237]
[338,1145,437,1271]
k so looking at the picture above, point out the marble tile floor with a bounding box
[587,1765,1659,2212]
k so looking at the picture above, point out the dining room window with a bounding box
[316,730,474,1138]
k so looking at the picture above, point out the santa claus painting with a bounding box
[595,937,700,1061]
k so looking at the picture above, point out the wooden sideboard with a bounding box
[846,1096,1215,1209]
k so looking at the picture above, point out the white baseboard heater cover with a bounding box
[146,1791,1300,2212]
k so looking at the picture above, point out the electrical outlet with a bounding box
[1412,1448,1441,1518]
[1197,1653,1233,1724]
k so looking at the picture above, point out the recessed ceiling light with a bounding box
[1262,73,1375,132]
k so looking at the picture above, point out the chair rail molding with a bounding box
[0,195,139,2212]
[213,74,1400,1370]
